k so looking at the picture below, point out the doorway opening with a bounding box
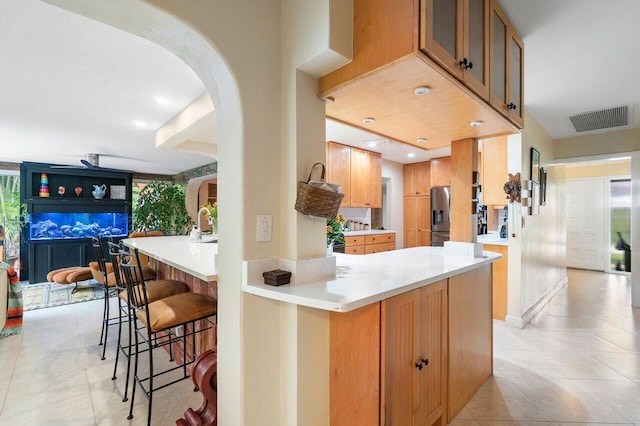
[609,178,631,273]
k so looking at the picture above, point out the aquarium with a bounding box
[29,212,129,241]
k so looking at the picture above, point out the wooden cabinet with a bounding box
[404,196,431,248]
[430,156,452,187]
[345,233,395,255]
[448,266,493,420]
[484,243,508,320]
[326,142,351,206]
[319,0,521,154]
[422,0,490,100]
[381,280,447,425]
[350,147,382,208]
[489,0,524,127]
[481,136,507,205]
[404,161,431,196]
[326,142,381,208]
[329,269,493,426]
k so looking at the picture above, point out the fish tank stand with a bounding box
[19,162,133,283]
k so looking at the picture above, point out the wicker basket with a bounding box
[294,163,344,218]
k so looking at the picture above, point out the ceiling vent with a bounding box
[569,105,629,133]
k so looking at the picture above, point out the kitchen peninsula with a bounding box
[122,235,218,354]
[243,247,501,424]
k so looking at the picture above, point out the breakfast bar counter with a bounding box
[122,235,218,282]
[122,235,218,356]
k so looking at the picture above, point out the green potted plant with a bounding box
[132,181,193,235]
[326,214,346,255]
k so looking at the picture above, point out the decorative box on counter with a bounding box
[263,269,291,286]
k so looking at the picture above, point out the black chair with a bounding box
[118,246,217,425]
[107,240,191,402]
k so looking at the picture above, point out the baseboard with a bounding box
[505,276,568,329]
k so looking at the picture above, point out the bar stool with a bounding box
[119,246,217,425]
[106,241,191,402]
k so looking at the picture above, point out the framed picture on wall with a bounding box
[540,167,547,206]
[530,147,541,183]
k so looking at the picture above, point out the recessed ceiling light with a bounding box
[362,117,375,125]
[407,153,415,158]
[154,96,170,105]
[414,86,431,96]
[132,120,147,128]
[368,141,377,147]
[608,156,631,161]
[416,138,427,144]
[470,121,483,127]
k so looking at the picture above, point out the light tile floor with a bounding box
[1,268,639,425]
[0,294,203,426]
[452,268,640,426]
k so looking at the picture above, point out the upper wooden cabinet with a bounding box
[326,142,351,206]
[481,136,507,205]
[327,142,382,208]
[422,0,490,100]
[404,161,431,196]
[430,156,452,187]
[489,0,524,127]
[319,0,522,154]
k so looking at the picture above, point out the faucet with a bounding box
[197,207,210,231]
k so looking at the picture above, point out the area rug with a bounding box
[22,281,115,311]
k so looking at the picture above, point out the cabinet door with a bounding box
[421,0,464,79]
[404,163,418,196]
[481,136,507,205]
[404,197,420,248]
[507,29,524,127]
[417,281,447,425]
[327,142,352,206]
[350,147,369,207]
[431,157,451,187]
[418,197,432,247]
[416,162,432,195]
[489,0,508,118]
[462,0,490,99]
[381,290,420,426]
[367,150,382,207]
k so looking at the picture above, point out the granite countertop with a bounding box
[343,229,396,236]
[123,235,218,282]
[477,232,508,246]
[242,246,501,312]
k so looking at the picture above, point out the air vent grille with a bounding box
[569,106,629,132]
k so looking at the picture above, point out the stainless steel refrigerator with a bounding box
[430,186,450,246]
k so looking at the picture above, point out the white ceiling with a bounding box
[0,0,212,175]
[1,0,637,174]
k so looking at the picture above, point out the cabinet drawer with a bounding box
[345,245,365,255]
[364,241,395,254]
[365,233,396,245]
[345,235,365,246]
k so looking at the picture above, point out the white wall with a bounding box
[508,110,567,326]
[382,159,404,248]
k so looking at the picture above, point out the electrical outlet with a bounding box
[256,215,272,242]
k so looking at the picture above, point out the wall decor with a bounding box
[540,167,547,206]
[110,185,126,200]
[530,147,540,183]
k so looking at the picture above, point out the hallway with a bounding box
[453,268,640,424]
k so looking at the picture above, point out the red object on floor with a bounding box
[176,348,217,426]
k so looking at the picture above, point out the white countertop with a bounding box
[343,229,396,236]
[477,232,508,246]
[122,235,218,282]
[243,247,501,312]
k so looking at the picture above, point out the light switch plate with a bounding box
[256,215,272,242]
